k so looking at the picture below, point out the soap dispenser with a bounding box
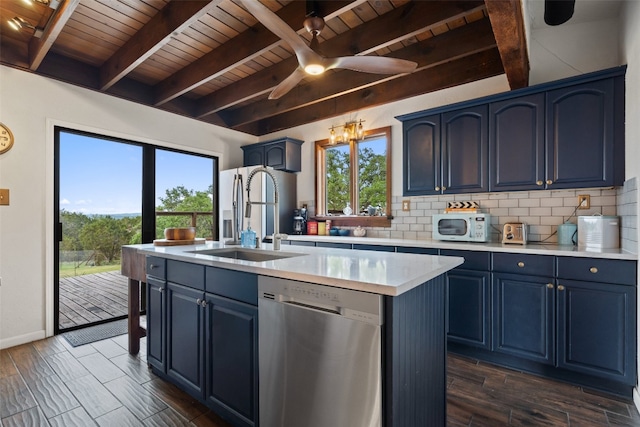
[241,226,256,248]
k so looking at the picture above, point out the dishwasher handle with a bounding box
[282,300,342,316]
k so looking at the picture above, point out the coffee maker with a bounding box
[293,208,307,234]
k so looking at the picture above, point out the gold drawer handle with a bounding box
[536,180,543,186]
[517,262,525,268]
[546,283,554,289]
[557,285,565,291]
[589,267,598,273]
[546,179,553,185]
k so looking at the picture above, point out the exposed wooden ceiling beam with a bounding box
[99,0,222,91]
[28,0,80,70]
[221,18,497,127]
[484,0,529,88]
[153,0,359,106]
[196,0,487,118]
[235,48,504,135]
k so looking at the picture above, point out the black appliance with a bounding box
[293,208,307,235]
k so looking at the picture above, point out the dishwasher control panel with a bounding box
[258,276,383,326]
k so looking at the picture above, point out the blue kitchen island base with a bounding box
[385,274,447,426]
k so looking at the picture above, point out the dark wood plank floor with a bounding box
[2,333,640,426]
[58,271,129,330]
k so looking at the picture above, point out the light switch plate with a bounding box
[402,199,410,211]
[0,189,8,206]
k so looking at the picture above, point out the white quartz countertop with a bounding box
[132,242,464,296]
[285,235,638,260]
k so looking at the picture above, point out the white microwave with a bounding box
[432,213,491,242]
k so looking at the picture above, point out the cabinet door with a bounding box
[243,146,264,167]
[166,282,205,398]
[490,94,545,191]
[442,105,488,194]
[492,273,555,364]
[556,280,636,385]
[403,114,440,196]
[205,294,258,427]
[447,269,491,349]
[146,277,166,372]
[546,79,615,189]
[264,142,286,169]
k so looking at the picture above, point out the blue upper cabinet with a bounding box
[546,79,619,189]
[403,114,441,196]
[241,137,303,172]
[398,66,625,196]
[442,105,488,194]
[490,94,545,191]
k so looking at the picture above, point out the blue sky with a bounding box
[60,132,214,215]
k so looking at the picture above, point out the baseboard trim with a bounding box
[0,330,46,350]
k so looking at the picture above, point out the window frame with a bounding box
[314,125,392,227]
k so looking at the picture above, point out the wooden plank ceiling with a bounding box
[0,0,528,137]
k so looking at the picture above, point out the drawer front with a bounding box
[493,253,554,277]
[167,260,205,290]
[316,242,352,249]
[206,267,258,305]
[557,257,637,285]
[396,246,439,255]
[146,256,166,280]
[440,250,490,271]
[289,240,316,247]
[353,244,395,252]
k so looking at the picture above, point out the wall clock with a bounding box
[0,123,14,154]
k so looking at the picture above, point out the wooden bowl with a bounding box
[164,227,196,240]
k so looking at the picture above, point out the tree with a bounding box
[156,185,214,238]
[358,147,386,210]
[60,210,92,251]
[79,216,134,264]
[326,147,350,212]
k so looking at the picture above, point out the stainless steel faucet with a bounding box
[245,167,287,250]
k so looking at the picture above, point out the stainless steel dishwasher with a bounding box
[258,276,383,427]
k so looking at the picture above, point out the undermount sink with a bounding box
[188,248,306,262]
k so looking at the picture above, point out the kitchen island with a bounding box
[123,241,463,427]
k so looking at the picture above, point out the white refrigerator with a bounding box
[219,166,297,243]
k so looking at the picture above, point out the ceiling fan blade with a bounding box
[331,56,417,74]
[239,0,311,58]
[269,67,306,99]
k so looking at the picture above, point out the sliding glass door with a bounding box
[54,128,217,334]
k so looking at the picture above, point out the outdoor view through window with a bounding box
[57,129,215,331]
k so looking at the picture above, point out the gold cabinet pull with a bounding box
[536,180,543,186]
[590,267,598,273]
[546,179,553,185]
[442,186,447,191]
[517,262,525,268]
[557,285,565,291]
[435,186,440,191]
[546,283,554,289]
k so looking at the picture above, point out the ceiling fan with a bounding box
[239,0,418,99]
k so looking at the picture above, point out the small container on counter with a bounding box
[317,221,326,236]
[325,219,332,235]
[307,220,318,235]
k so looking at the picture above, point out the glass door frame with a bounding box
[53,126,218,334]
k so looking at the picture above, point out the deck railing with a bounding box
[155,210,216,239]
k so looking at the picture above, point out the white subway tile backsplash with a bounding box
[365,187,634,247]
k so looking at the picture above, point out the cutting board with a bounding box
[153,238,206,246]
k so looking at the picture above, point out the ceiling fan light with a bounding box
[304,64,325,75]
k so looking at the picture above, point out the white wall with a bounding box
[618,0,640,409]
[0,66,253,348]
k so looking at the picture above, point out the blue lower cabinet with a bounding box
[492,273,555,364]
[146,277,166,372]
[205,294,258,427]
[447,269,491,349]
[556,279,636,385]
[166,282,205,398]
[396,246,438,255]
[353,244,395,252]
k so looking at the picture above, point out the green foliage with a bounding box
[325,144,386,213]
[79,216,133,264]
[59,185,214,270]
[326,147,350,211]
[358,146,386,210]
[156,185,214,238]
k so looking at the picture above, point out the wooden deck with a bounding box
[58,270,131,330]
